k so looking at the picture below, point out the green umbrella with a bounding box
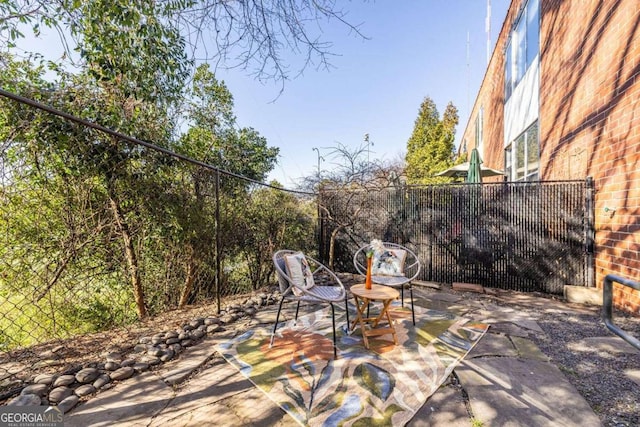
[466,148,483,183]
[465,148,483,219]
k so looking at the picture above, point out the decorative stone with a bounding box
[169,343,182,353]
[21,383,48,397]
[178,332,189,340]
[53,375,76,387]
[62,366,82,376]
[244,307,257,316]
[110,367,135,381]
[204,317,221,326]
[159,349,175,362]
[189,319,203,329]
[8,393,41,406]
[93,374,111,389]
[151,335,164,345]
[207,325,224,333]
[166,337,180,345]
[121,358,136,367]
[33,373,56,385]
[139,336,152,344]
[192,330,205,340]
[57,395,79,413]
[75,368,100,384]
[48,386,73,404]
[133,344,148,353]
[132,362,150,373]
[104,361,120,371]
[145,357,162,366]
[148,347,164,357]
[165,331,179,339]
[181,339,193,347]
[74,384,97,397]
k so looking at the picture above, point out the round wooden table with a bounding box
[350,283,399,349]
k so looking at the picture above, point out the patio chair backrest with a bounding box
[353,241,421,282]
[273,250,315,296]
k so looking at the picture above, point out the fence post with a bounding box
[215,169,221,314]
[585,177,595,288]
[317,190,324,263]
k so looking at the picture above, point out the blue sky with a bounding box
[14,1,511,188]
[213,1,511,186]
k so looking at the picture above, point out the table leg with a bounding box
[380,299,398,345]
[351,295,371,348]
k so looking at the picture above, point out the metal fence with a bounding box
[318,179,595,294]
[0,90,316,358]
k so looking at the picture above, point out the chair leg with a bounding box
[270,296,286,348]
[330,302,337,358]
[409,284,415,325]
[345,295,350,328]
[400,286,405,307]
[294,300,301,323]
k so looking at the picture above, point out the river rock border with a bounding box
[5,290,282,413]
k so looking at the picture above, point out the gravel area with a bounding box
[531,307,640,427]
[472,288,640,427]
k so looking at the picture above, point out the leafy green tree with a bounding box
[405,97,459,184]
[0,0,366,86]
[232,182,315,291]
[72,0,191,106]
[169,64,279,305]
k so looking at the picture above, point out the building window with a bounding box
[505,144,513,179]
[505,121,539,181]
[504,0,539,100]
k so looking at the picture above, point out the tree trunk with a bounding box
[328,225,344,270]
[109,196,147,318]
[179,251,196,308]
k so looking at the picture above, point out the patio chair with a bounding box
[272,250,350,357]
[353,242,421,325]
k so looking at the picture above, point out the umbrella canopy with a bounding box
[466,148,483,183]
[434,157,504,180]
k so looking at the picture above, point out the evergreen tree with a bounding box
[405,97,459,184]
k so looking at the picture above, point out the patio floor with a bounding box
[63,281,638,426]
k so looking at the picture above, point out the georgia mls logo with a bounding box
[0,406,63,427]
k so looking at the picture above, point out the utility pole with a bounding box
[312,147,324,177]
[364,133,373,163]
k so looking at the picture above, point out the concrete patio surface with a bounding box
[63,285,623,426]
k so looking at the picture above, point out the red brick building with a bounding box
[460,0,640,311]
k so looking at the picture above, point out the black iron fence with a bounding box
[318,179,595,294]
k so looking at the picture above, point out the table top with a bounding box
[350,283,399,300]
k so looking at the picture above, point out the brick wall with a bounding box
[462,0,640,312]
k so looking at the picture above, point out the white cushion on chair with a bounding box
[371,275,408,287]
[372,248,406,276]
[284,252,315,295]
[302,285,344,302]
